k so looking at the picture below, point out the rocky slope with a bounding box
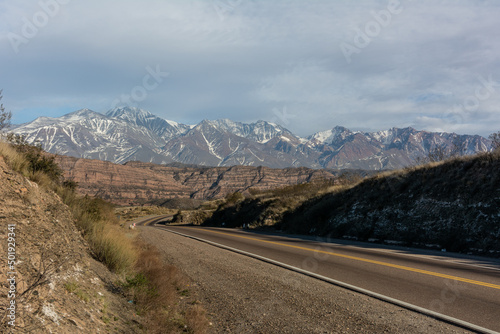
[201,151,500,256]
[55,155,337,206]
[282,152,500,255]
[13,107,492,170]
[0,157,139,332]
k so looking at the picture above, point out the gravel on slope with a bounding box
[139,227,473,334]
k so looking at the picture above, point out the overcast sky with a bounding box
[1,0,499,137]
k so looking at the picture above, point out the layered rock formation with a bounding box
[56,156,337,206]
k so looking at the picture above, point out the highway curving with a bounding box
[140,218,500,333]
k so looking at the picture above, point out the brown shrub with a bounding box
[186,304,209,333]
[129,240,209,333]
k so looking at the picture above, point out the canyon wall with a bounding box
[56,156,337,206]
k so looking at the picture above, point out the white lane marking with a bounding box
[157,226,498,334]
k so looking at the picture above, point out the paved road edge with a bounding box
[156,225,498,334]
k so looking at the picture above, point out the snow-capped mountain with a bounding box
[307,126,490,169]
[12,108,173,164]
[307,126,353,146]
[210,119,295,144]
[159,119,317,168]
[105,107,191,141]
[11,107,492,170]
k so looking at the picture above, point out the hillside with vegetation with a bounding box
[0,128,208,331]
[202,150,500,257]
[202,174,358,228]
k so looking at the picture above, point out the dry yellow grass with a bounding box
[0,140,29,176]
[90,225,137,273]
[29,169,54,188]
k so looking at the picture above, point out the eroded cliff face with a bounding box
[56,156,191,205]
[56,156,337,205]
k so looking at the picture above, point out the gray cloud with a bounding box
[0,0,499,137]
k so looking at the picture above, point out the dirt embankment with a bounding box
[0,157,139,333]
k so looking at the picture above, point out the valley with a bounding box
[3,108,499,333]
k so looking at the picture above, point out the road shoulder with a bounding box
[140,226,472,333]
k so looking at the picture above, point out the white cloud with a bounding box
[0,0,499,137]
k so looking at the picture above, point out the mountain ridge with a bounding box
[12,107,492,170]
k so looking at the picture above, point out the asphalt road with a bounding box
[141,217,500,333]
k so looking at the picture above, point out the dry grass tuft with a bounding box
[60,194,137,273]
[127,240,209,333]
[90,225,137,273]
[185,304,209,333]
[29,170,54,189]
[0,141,29,176]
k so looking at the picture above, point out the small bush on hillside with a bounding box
[5,133,62,184]
[0,141,29,175]
[204,198,266,228]
[225,191,245,205]
[0,90,11,132]
[172,209,183,223]
[490,131,500,151]
[186,210,213,225]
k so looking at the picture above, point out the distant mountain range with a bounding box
[12,107,492,170]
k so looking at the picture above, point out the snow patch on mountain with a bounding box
[11,107,493,170]
[308,126,353,145]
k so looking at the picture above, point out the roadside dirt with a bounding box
[139,226,472,334]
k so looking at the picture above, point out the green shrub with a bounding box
[224,191,245,205]
[125,273,149,288]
